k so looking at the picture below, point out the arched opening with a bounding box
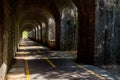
[60,6,78,51]
[48,18,55,41]
[48,18,56,47]
[22,31,29,39]
[42,23,47,44]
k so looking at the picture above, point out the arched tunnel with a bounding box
[0,0,120,80]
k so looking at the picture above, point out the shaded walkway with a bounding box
[7,39,120,80]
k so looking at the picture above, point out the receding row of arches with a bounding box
[0,0,96,79]
[20,7,78,50]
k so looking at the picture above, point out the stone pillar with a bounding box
[55,19,61,50]
[33,29,36,41]
[40,26,42,43]
[38,25,41,42]
[35,27,38,41]
[46,23,49,45]
[73,0,95,64]
[35,28,37,41]
[0,0,3,67]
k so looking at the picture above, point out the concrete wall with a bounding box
[95,0,120,65]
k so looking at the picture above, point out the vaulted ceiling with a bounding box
[8,0,75,30]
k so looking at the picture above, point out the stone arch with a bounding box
[20,24,35,39]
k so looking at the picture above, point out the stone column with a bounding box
[46,23,49,45]
[73,0,95,64]
[55,19,61,50]
[36,27,38,41]
[40,26,42,43]
[0,0,3,67]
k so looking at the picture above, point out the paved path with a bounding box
[7,39,120,80]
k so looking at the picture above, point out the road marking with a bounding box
[25,60,31,80]
[45,57,56,68]
[37,49,56,68]
[35,43,104,79]
[24,46,31,80]
[73,62,105,80]
[56,52,105,79]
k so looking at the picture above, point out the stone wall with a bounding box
[0,0,17,79]
[2,0,11,79]
[95,0,120,65]
[0,0,4,79]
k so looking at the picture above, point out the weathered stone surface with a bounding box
[95,0,120,65]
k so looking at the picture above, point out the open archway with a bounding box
[22,31,29,39]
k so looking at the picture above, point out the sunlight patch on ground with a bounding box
[18,46,48,50]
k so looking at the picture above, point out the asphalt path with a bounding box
[7,39,120,80]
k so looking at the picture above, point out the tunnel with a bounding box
[0,0,120,80]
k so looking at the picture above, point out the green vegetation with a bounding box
[22,31,28,39]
